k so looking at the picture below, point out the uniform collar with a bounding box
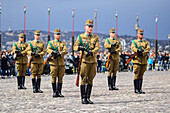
[19,41,24,44]
[35,40,40,43]
[110,37,115,40]
[138,40,143,42]
[55,39,60,42]
[86,33,92,37]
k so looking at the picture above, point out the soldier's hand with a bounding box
[52,50,57,55]
[78,46,85,51]
[15,50,20,53]
[31,52,35,56]
[137,49,143,53]
[54,53,61,59]
[86,51,93,57]
[111,43,116,47]
[111,50,116,54]
[35,54,40,58]
[17,53,22,57]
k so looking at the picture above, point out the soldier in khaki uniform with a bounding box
[27,30,46,93]
[131,29,150,94]
[74,19,100,104]
[104,28,122,90]
[47,29,67,97]
[12,33,28,89]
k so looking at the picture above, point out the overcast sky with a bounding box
[0,0,170,40]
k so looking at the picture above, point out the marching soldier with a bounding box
[74,19,100,104]
[131,29,150,94]
[12,33,28,89]
[104,28,122,90]
[47,29,67,97]
[27,30,46,93]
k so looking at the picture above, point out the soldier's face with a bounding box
[19,37,24,42]
[85,25,93,34]
[110,33,115,38]
[54,34,61,40]
[137,33,143,39]
[34,34,40,40]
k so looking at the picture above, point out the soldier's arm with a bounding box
[47,42,53,54]
[73,36,80,51]
[60,41,67,57]
[104,39,111,49]
[131,41,138,53]
[39,42,46,57]
[27,42,33,56]
[92,36,100,55]
[142,41,150,56]
[12,43,17,53]
[21,43,28,56]
[115,41,122,53]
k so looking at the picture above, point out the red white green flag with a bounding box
[115,11,118,18]
[0,3,1,14]
[155,16,158,23]
[48,7,50,14]
[24,6,26,14]
[72,9,74,17]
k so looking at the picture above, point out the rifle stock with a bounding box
[13,53,19,66]
[27,51,36,68]
[76,51,83,87]
[126,53,139,64]
[43,55,53,66]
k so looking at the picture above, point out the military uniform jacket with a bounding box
[47,40,67,66]
[27,40,46,64]
[104,38,122,60]
[74,33,100,63]
[131,39,150,64]
[12,41,28,64]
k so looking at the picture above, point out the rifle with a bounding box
[43,54,52,66]
[27,51,36,68]
[126,53,139,64]
[76,51,84,87]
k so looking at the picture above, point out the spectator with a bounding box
[151,51,156,70]
[148,56,153,70]
[0,51,1,75]
[162,52,166,71]
[157,52,163,71]
[1,51,10,79]
[7,50,15,76]
[97,53,101,73]
[165,53,169,71]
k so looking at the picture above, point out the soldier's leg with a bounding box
[50,65,58,97]
[36,63,43,93]
[107,60,114,90]
[16,64,22,89]
[138,64,147,94]
[80,62,89,104]
[133,64,140,94]
[57,66,65,97]
[86,63,96,104]
[112,60,119,90]
[31,63,38,93]
[21,64,27,89]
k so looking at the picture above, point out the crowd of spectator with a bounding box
[0,50,170,79]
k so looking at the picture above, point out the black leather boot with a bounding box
[21,76,27,89]
[134,79,140,94]
[80,85,88,104]
[139,79,145,94]
[17,76,22,89]
[36,79,43,93]
[32,78,37,93]
[57,83,64,97]
[108,76,113,90]
[112,76,119,90]
[86,85,93,104]
[52,83,58,97]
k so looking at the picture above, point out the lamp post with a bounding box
[72,8,75,57]
[135,13,139,34]
[94,9,97,35]
[155,15,158,59]
[47,7,50,44]
[24,6,26,42]
[168,34,170,53]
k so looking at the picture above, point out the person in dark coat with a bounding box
[1,51,10,79]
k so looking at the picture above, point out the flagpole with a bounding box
[47,7,50,44]
[115,11,118,39]
[24,5,26,42]
[94,9,97,35]
[72,8,75,57]
[155,15,158,59]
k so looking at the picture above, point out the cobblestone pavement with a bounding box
[0,71,170,113]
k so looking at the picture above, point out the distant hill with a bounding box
[1,30,169,52]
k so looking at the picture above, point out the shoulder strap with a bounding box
[132,40,142,49]
[48,41,58,51]
[14,43,20,50]
[106,38,111,44]
[29,42,37,52]
[79,35,84,46]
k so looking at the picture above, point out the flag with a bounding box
[94,9,97,18]
[155,16,158,23]
[72,9,75,17]
[24,6,26,14]
[0,3,1,14]
[115,11,118,18]
[48,7,50,14]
